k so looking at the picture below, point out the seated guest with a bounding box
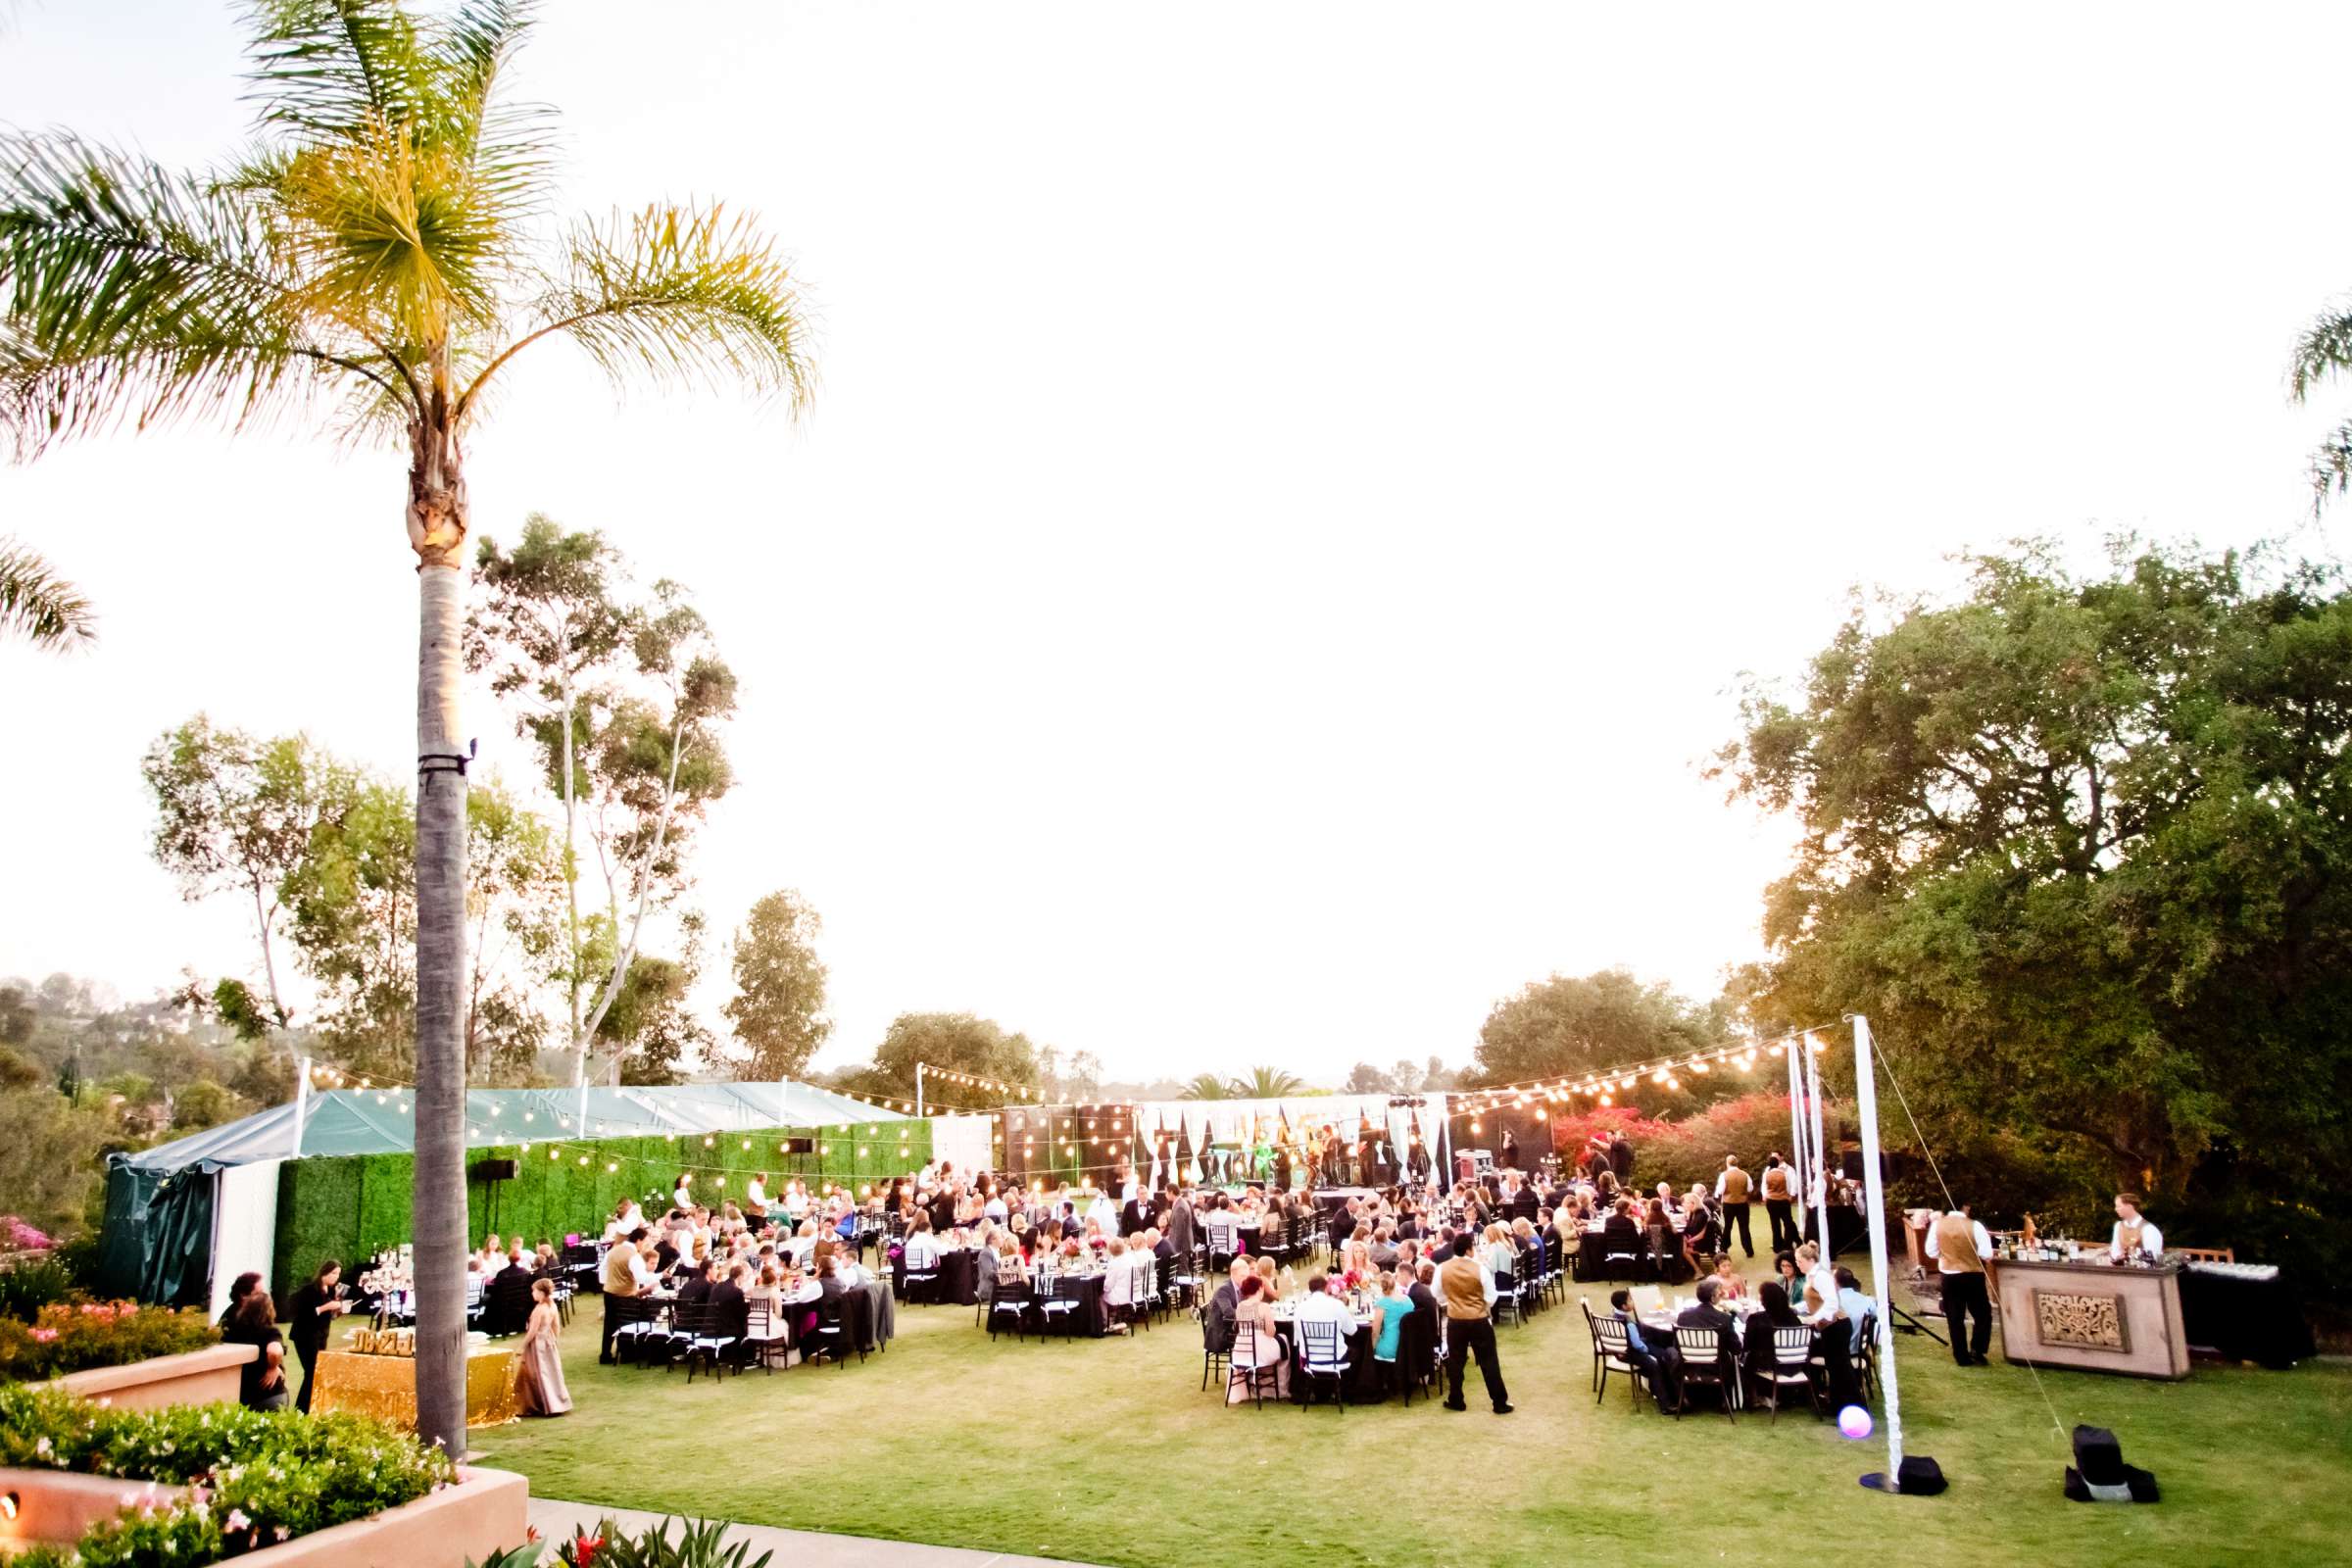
[904,1211,944,1271]
[1772,1250,1804,1305]
[1675,1277,1741,1392]
[1295,1271,1352,1330]
[1226,1274,1289,1404]
[1482,1223,1516,1280]
[1203,1257,1250,1352]
[710,1260,751,1347]
[1643,1200,1676,1267]
[218,1270,263,1328]
[1609,1287,1678,1411]
[1368,1225,1400,1269]
[1709,1253,1747,1303]
[1252,1253,1282,1302]
[745,1263,784,1313]
[1372,1270,1415,1393]
[1601,1199,1643,1255]
[1102,1237,1139,1333]
[223,1290,289,1410]
[677,1257,719,1306]
[489,1246,537,1336]
[1741,1279,1809,1400]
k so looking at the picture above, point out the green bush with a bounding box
[0,1255,77,1321]
[0,1300,219,1383]
[0,1384,456,1568]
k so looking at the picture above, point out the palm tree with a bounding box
[1178,1073,1231,1101]
[0,537,94,650]
[0,2,808,1455]
[1227,1065,1305,1100]
[2290,299,2352,508]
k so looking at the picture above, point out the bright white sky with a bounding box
[3,3,2347,1088]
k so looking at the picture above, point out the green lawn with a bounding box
[459,1265,2351,1568]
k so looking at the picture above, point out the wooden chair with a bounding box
[1757,1325,1821,1423]
[1673,1325,1737,1422]
[1298,1317,1349,1411]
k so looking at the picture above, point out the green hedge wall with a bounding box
[272,1118,935,1291]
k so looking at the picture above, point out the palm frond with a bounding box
[2289,306,2352,403]
[461,202,812,420]
[241,0,434,141]
[2305,416,2352,514]
[0,132,400,458]
[0,536,96,651]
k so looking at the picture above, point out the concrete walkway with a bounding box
[527,1498,1104,1568]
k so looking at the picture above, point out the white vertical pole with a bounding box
[1851,1014,1904,1483]
[291,1055,312,1157]
[916,1062,925,1120]
[1804,1035,1833,1248]
[1785,1042,1805,1182]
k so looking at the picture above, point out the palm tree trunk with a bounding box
[408,382,471,1459]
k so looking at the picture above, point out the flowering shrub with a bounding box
[4,1213,56,1252]
[0,1383,456,1567]
[0,1300,220,1383]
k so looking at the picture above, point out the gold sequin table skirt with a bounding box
[312,1344,522,1429]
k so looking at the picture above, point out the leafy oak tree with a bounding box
[1716,540,2352,1253]
[1472,968,1730,1112]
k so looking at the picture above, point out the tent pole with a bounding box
[1851,1014,1905,1484]
[1786,1040,1804,1183]
[1805,1037,1833,1247]
[916,1062,925,1120]
[292,1055,311,1158]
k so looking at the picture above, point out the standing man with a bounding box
[1926,1202,1994,1366]
[1607,1130,1635,1187]
[599,1226,648,1364]
[1714,1155,1755,1259]
[743,1171,770,1236]
[2109,1193,2164,1262]
[1760,1154,1798,1252]
[1438,1233,1512,1415]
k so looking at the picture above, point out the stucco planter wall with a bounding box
[0,1464,530,1568]
[34,1342,258,1410]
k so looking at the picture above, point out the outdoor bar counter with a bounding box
[1988,1254,2188,1379]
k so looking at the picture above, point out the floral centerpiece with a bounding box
[0,1300,220,1384]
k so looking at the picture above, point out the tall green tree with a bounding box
[841,1012,1038,1103]
[1715,540,2352,1219]
[1472,968,1727,1110]
[721,890,831,1081]
[0,1,810,1453]
[142,716,350,1041]
[0,536,94,651]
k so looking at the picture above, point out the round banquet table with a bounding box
[1027,1272,1110,1337]
[895,1247,982,1305]
[312,1340,520,1429]
[1274,1309,1385,1402]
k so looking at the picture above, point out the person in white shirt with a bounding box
[672,1173,693,1213]
[627,1235,661,1295]
[744,1173,768,1227]
[904,1213,944,1271]
[1085,1188,1118,1232]
[784,1181,810,1221]
[2110,1192,2163,1261]
[983,1192,1008,1224]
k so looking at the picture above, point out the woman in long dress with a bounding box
[517,1278,572,1417]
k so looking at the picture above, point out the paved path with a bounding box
[528,1498,1105,1568]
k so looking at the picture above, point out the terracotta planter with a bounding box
[0,1465,530,1568]
[34,1342,258,1411]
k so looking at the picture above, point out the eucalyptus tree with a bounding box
[470,526,737,1086]
[0,1,810,1453]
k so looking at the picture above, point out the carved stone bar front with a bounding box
[1988,1255,2188,1379]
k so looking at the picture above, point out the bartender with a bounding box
[2110,1192,2165,1261]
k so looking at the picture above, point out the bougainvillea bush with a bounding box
[0,1383,457,1566]
[0,1300,220,1383]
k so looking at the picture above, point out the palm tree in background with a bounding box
[0,537,94,650]
[0,0,810,1454]
[1178,1073,1231,1101]
[2290,297,2352,508]
[1227,1065,1305,1100]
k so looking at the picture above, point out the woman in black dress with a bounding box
[285,1259,343,1413]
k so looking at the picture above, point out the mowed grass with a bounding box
[461,1261,2352,1568]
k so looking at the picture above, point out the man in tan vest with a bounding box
[1437,1245,1512,1414]
[1926,1203,1993,1366]
[599,1225,649,1365]
[1714,1155,1755,1258]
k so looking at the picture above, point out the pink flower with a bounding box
[224,1508,252,1533]
[30,1327,58,1342]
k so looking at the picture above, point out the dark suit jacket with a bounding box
[1204,1282,1240,1351]
[1120,1200,1149,1237]
[677,1275,715,1307]
[1166,1201,1197,1255]
[1675,1302,1740,1365]
[1601,1214,1643,1253]
[488,1264,536,1337]
[707,1280,749,1341]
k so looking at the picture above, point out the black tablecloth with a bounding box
[1576,1233,1690,1283]
[890,1248,980,1305]
[2179,1266,2314,1369]
[1802,1205,1867,1258]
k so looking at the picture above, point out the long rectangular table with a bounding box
[312,1341,521,1429]
[1988,1255,2188,1379]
